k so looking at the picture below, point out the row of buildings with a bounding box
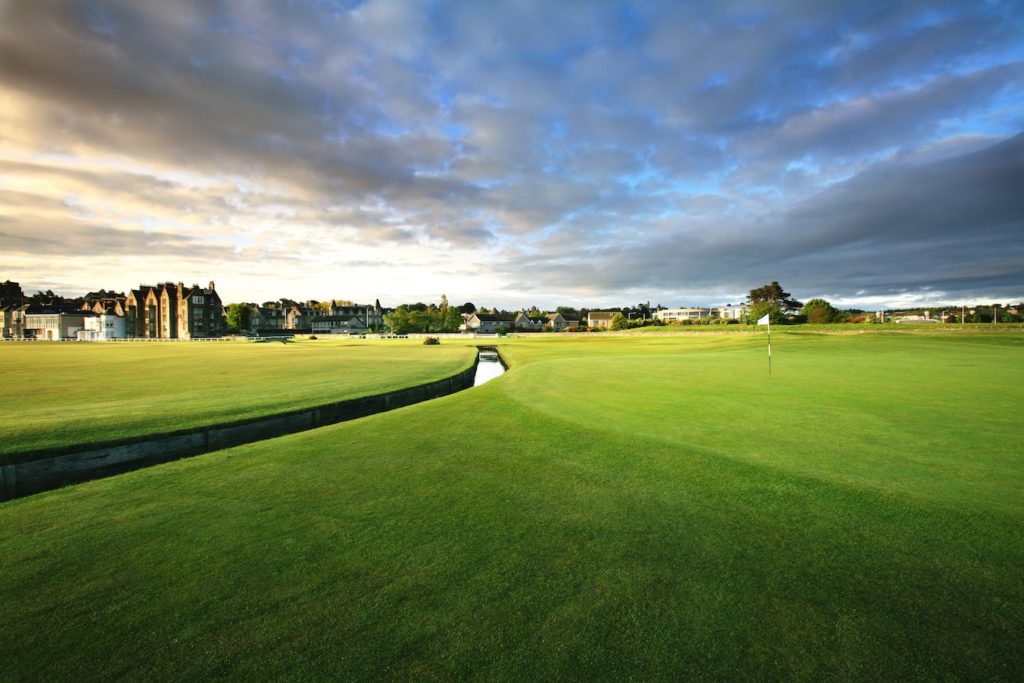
[2,277,756,340]
[463,305,749,333]
[1,279,390,340]
[1,281,227,341]
[464,311,582,334]
[248,300,387,335]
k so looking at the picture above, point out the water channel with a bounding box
[473,349,506,386]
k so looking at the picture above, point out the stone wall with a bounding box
[1,356,481,501]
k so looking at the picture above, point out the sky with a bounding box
[1,0,1022,310]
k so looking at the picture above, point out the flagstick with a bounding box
[767,318,772,376]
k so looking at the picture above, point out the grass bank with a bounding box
[0,338,476,461]
[1,331,1022,679]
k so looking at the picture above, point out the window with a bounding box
[192,295,205,304]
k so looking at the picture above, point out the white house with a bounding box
[715,304,748,320]
[78,313,127,340]
[655,307,711,322]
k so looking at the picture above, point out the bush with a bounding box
[423,337,440,345]
[801,298,837,324]
[309,335,318,340]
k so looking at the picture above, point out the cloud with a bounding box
[496,134,1024,305]
[0,0,1020,306]
[738,63,1023,166]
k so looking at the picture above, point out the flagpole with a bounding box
[756,312,772,375]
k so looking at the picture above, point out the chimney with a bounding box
[208,281,215,291]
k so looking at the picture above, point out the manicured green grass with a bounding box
[1,331,1022,679]
[0,339,476,461]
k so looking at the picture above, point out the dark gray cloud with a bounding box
[0,0,1021,305]
[499,134,1024,304]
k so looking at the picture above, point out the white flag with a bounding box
[757,314,770,325]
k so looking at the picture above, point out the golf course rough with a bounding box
[1,331,1021,680]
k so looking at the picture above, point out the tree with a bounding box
[745,301,783,325]
[801,298,837,324]
[460,302,476,314]
[225,303,252,332]
[385,299,465,334]
[747,281,802,312]
[556,306,580,319]
[442,306,464,332]
[384,307,412,333]
[610,312,628,330]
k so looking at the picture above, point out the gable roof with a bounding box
[588,311,616,321]
[516,313,546,323]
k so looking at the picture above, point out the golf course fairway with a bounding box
[1,331,1021,679]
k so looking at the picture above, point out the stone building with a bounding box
[286,304,311,330]
[125,281,225,338]
[1,304,28,339]
[308,299,386,333]
[81,289,126,316]
[327,299,385,329]
[251,303,287,332]
[311,315,370,334]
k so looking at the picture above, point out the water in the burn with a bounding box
[473,350,505,386]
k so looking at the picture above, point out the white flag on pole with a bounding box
[757,313,770,325]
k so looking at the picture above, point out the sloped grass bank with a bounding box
[0,339,476,461]
[1,332,1022,679]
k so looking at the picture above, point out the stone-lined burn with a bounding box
[473,346,507,386]
[1,347,507,501]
